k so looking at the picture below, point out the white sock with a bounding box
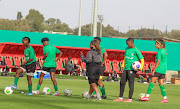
[146,94,150,97]
[119,97,123,99]
[163,96,167,99]
[129,99,132,101]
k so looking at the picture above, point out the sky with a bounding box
[0,0,180,32]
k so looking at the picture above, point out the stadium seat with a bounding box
[13,56,21,68]
[105,60,113,73]
[81,62,86,70]
[112,61,121,73]
[150,62,155,72]
[4,56,13,68]
[56,59,65,71]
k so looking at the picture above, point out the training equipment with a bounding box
[42,87,51,95]
[64,88,72,96]
[138,93,145,100]
[132,61,141,70]
[4,87,13,95]
[82,90,89,98]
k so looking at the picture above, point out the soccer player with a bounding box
[92,37,108,99]
[114,38,144,102]
[80,40,103,101]
[139,40,168,103]
[9,37,36,95]
[33,37,63,96]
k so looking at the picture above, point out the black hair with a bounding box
[156,39,165,48]
[91,40,101,53]
[23,37,30,43]
[126,38,134,43]
[68,57,72,60]
[41,37,49,43]
[94,37,101,42]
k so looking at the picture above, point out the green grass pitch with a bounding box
[0,76,180,109]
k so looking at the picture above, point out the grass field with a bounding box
[0,76,180,109]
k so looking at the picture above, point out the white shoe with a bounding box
[32,90,39,95]
[52,91,59,96]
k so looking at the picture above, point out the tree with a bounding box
[26,9,45,32]
[17,12,23,20]
[45,18,56,25]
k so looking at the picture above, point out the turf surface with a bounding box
[0,76,180,109]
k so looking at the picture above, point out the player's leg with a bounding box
[50,68,59,96]
[33,72,45,95]
[9,67,25,90]
[91,83,101,100]
[98,65,106,99]
[113,70,127,101]
[124,70,136,102]
[86,84,94,100]
[25,75,33,95]
[140,74,158,101]
[158,75,168,103]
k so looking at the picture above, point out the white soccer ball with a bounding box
[4,87,13,95]
[42,87,51,95]
[82,90,89,98]
[132,61,141,71]
[138,93,145,100]
[64,88,72,96]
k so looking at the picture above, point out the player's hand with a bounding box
[55,59,58,63]
[80,52,83,55]
[151,70,155,76]
[42,60,45,65]
[101,63,104,67]
[137,68,141,71]
[121,67,124,73]
[21,62,26,66]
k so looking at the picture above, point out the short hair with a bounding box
[126,38,134,42]
[23,37,30,43]
[41,37,49,43]
[94,37,101,42]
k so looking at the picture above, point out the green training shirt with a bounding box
[24,46,36,65]
[43,45,61,67]
[155,48,167,74]
[124,47,144,70]
[100,46,106,62]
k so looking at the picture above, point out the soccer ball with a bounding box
[42,87,51,95]
[82,90,89,98]
[4,87,13,95]
[64,88,72,96]
[132,61,141,70]
[138,93,145,100]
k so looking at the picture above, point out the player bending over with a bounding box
[9,37,36,95]
[114,38,144,102]
[139,40,168,103]
[33,37,63,96]
[80,40,103,101]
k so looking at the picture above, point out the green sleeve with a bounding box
[136,48,144,60]
[56,48,61,54]
[157,50,162,60]
[29,46,35,59]
[100,46,106,54]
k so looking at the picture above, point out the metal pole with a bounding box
[0,0,1,18]
[166,25,167,38]
[78,0,82,36]
[152,25,154,40]
[91,0,94,36]
[140,26,142,39]
[128,26,130,37]
[98,15,104,37]
[93,0,98,37]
